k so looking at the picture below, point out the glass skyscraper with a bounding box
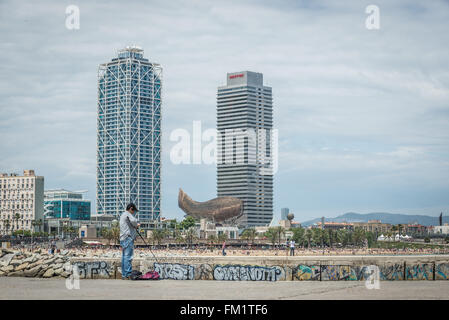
[217,71,274,227]
[97,46,162,225]
[281,208,290,220]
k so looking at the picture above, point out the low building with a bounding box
[315,221,354,231]
[44,189,91,220]
[79,225,97,238]
[405,224,429,236]
[352,220,392,234]
[255,226,270,237]
[45,214,116,237]
[216,226,239,239]
[198,219,239,239]
[0,170,44,235]
[433,224,449,235]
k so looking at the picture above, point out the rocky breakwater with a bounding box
[0,248,73,278]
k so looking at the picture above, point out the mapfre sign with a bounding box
[229,73,244,79]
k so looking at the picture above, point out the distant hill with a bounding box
[300,212,448,227]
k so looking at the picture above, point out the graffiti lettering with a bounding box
[213,265,284,281]
[154,263,194,280]
[72,261,111,279]
[405,264,433,280]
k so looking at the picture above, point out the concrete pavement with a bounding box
[0,278,448,300]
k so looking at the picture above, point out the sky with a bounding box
[0,0,448,223]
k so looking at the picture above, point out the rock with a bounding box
[55,258,64,264]
[24,265,41,277]
[60,271,71,278]
[0,270,4,277]
[15,262,29,271]
[7,270,24,277]
[1,265,14,273]
[0,253,15,267]
[9,259,22,266]
[61,250,69,256]
[43,258,56,265]
[23,256,34,263]
[53,263,63,270]
[29,259,46,268]
[37,269,47,278]
[42,268,55,278]
[54,267,64,276]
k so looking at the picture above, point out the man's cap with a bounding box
[126,203,139,212]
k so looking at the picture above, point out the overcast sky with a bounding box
[1,0,448,222]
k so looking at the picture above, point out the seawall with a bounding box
[70,255,449,281]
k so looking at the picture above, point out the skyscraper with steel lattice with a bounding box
[97,46,162,226]
[217,71,274,227]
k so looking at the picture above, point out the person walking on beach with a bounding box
[222,240,226,256]
[290,239,295,256]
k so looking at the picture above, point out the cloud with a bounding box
[0,0,448,222]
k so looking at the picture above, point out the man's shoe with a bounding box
[121,276,131,280]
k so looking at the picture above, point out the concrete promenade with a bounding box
[0,277,448,300]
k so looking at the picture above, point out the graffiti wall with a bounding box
[292,265,321,281]
[405,264,434,280]
[435,263,449,280]
[379,264,404,280]
[321,265,359,281]
[194,264,214,280]
[78,258,449,281]
[154,263,195,280]
[72,261,113,279]
[213,265,285,281]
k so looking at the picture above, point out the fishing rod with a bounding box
[127,217,160,264]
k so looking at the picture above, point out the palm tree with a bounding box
[13,213,21,233]
[305,229,313,248]
[241,228,257,247]
[111,226,120,246]
[312,228,322,247]
[397,224,403,236]
[31,220,38,243]
[36,219,43,233]
[274,226,285,247]
[62,225,71,239]
[184,227,198,248]
[217,232,228,243]
[353,227,366,246]
[5,219,11,236]
[100,228,111,245]
[151,229,167,247]
[292,228,305,247]
[175,233,185,247]
[264,228,278,248]
[207,234,217,249]
[391,225,398,235]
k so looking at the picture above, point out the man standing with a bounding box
[119,203,139,280]
[290,239,295,256]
